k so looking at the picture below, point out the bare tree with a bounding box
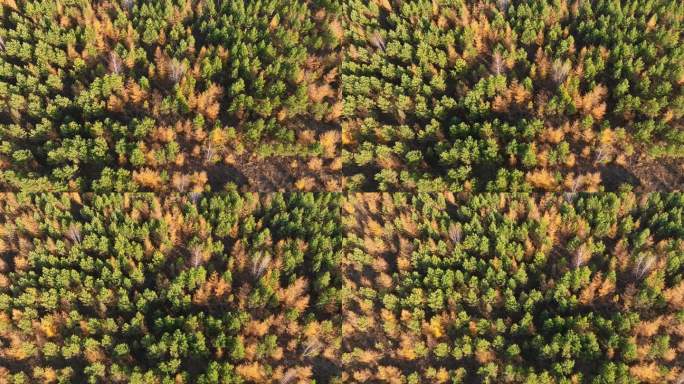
[251,252,272,279]
[448,222,462,243]
[565,177,581,202]
[633,254,656,280]
[279,369,298,384]
[168,59,186,83]
[551,59,571,84]
[189,192,201,205]
[301,338,321,358]
[496,0,510,11]
[573,244,589,269]
[0,36,5,51]
[370,32,386,51]
[594,145,611,164]
[490,51,504,75]
[66,224,82,244]
[122,0,134,10]
[108,51,122,74]
[203,142,217,164]
[173,174,188,193]
[190,245,204,268]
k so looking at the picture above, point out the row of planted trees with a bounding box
[0,191,682,383]
[0,192,341,383]
[0,0,342,192]
[343,0,684,191]
[343,192,684,383]
[2,0,683,192]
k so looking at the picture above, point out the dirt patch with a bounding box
[626,155,684,192]
[230,154,340,192]
[167,137,340,192]
[598,163,641,191]
[205,164,249,190]
[195,156,340,192]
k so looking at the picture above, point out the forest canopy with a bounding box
[0,192,342,383]
[342,0,684,192]
[0,0,342,192]
[342,192,684,383]
[1,191,683,383]
[2,0,684,382]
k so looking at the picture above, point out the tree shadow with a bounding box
[599,164,641,190]
[205,164,249,191]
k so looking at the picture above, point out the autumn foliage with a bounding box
[0,0,341,191]
[342,192,684,383]
[0,193,341,382]
[342,0,684,191]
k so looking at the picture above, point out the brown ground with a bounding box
[237,155,339,192]
[205,154,340,192]
[570,152,684,192]
[625,155,684,192]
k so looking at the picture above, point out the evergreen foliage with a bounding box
[0,0,341,191]
[343,192,684,382]
[0,192,342,383]
[342,0,684,191]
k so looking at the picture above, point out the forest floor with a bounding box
[231,154,338,192]
[225,119,340,191]
[570,151,684,192]
[625,155,684,191]
[202,153,339,192]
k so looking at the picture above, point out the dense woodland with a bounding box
[343,0,684,191]
[2,0,684,382]
[0,0,341,192]
[343,192,684,383]
[0,193,342,383]
[1,191,683,383]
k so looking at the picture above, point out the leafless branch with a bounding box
[280,369,298,384]
[491,51,504,75]
[301,339,321,358]
[189,192,201,205]
[203,142,216,164]
[594,145,611,164]
[66,224,82,244]
[168,59,186,83]
[448,223,462,243]
[251,252,271,279]
[370,32,385,52]
[108,51,122,74]
[190,245,204,268]
[573,244,589,269]
[633,254,655,280]
[173,174,188,193]
[564,188,578,203]
[551,59,571,84]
